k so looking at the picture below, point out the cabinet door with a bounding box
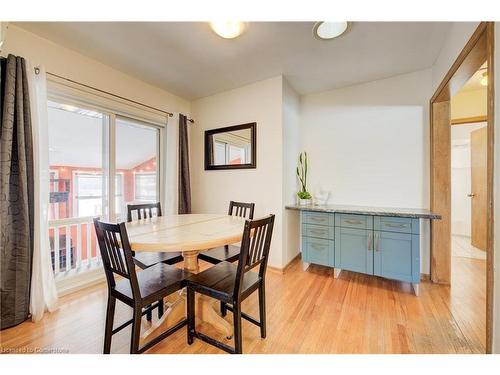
[334,227,373,274]
[302,237,334,267]
[373,231,417,283]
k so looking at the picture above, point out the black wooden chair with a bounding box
[93,218,190,354]
[186,214,275,354]
[198,201,255,265]
[127,202,184,320]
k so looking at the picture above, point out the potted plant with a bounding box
[296,151,312,205]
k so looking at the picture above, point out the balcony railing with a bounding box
[48,216,101,278]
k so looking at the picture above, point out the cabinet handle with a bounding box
[368,232,373,251]
[310,229,326,235]
[385,223,408,228]
[311,217,326,222]
[345,220,363,225]
[374,233,380,252]
[311,243,325,251]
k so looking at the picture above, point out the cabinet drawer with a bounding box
[303,224,334,240]
[374,216,415,234]
[303,211,334,226]
[335,213,373,230]
[302,237,334,267]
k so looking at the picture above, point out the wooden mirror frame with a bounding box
[204,122,257,170]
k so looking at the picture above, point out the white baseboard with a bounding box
[56,267,106,297]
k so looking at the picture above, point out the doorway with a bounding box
[449,63,488,351]
[429,22,494,353]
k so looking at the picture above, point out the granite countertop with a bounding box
[285,203,441,219]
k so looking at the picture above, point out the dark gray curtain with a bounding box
[178,114,191,214]
[0,55,34,329]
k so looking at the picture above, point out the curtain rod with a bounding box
[34,68,174,117]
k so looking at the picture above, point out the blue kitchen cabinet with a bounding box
[301,211,334,267]
[302,236,335,267]
[373,217,420,284]
[334,227,373,275]
[300,210,421,295]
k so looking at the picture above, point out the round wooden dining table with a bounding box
[126,213,247,343]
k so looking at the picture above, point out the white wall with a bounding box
[299,69,432,273]
[451,123,487,237]
[300,69,431,208]
[191,76,285,268]
[282,78,301,266]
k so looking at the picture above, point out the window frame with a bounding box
[47,82,166,222]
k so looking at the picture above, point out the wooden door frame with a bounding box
[429,22,494,353]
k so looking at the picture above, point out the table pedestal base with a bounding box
[182,250,200,273]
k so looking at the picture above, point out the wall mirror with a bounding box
[205,122,256,170]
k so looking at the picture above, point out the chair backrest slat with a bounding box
[93,218,141,298]
[111,230,127,274]
[234,214,275,297]
[228,201,255,220]
[127,202,162,222]
[253,224,266,265]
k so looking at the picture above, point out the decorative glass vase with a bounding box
[298,198,312,206]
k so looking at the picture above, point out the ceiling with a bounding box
[16,22,452,99]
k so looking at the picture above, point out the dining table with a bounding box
[126,213,247,344]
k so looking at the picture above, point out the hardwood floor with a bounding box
[0,257,486,354]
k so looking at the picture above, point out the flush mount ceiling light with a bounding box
[209,22,247,39]
[481,71,488,86]
[313,21,350,40]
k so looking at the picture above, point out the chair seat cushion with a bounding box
[198,245,241,264]
[114,263,190,305]
[187,262,261,301]
[133,251,183,269]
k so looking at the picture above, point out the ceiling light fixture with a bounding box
[481,71,488,86]
[313,21,350,40]
[209,22,247,39]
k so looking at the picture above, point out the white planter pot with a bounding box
[298,198,312,206]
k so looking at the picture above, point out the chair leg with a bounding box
[220,301,227,317]
[146,304,152,322]
[187,287,195,345]
[103,295,116,354]
[233,301,243,354]
[158,299,164,319]
[130,307,142,354]
[258,282,266,338]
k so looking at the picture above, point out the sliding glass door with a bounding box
[47,100,162,279]
[47,101,109,275]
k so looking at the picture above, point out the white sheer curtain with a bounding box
[164,113,179,215]
[27,62,59,321]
